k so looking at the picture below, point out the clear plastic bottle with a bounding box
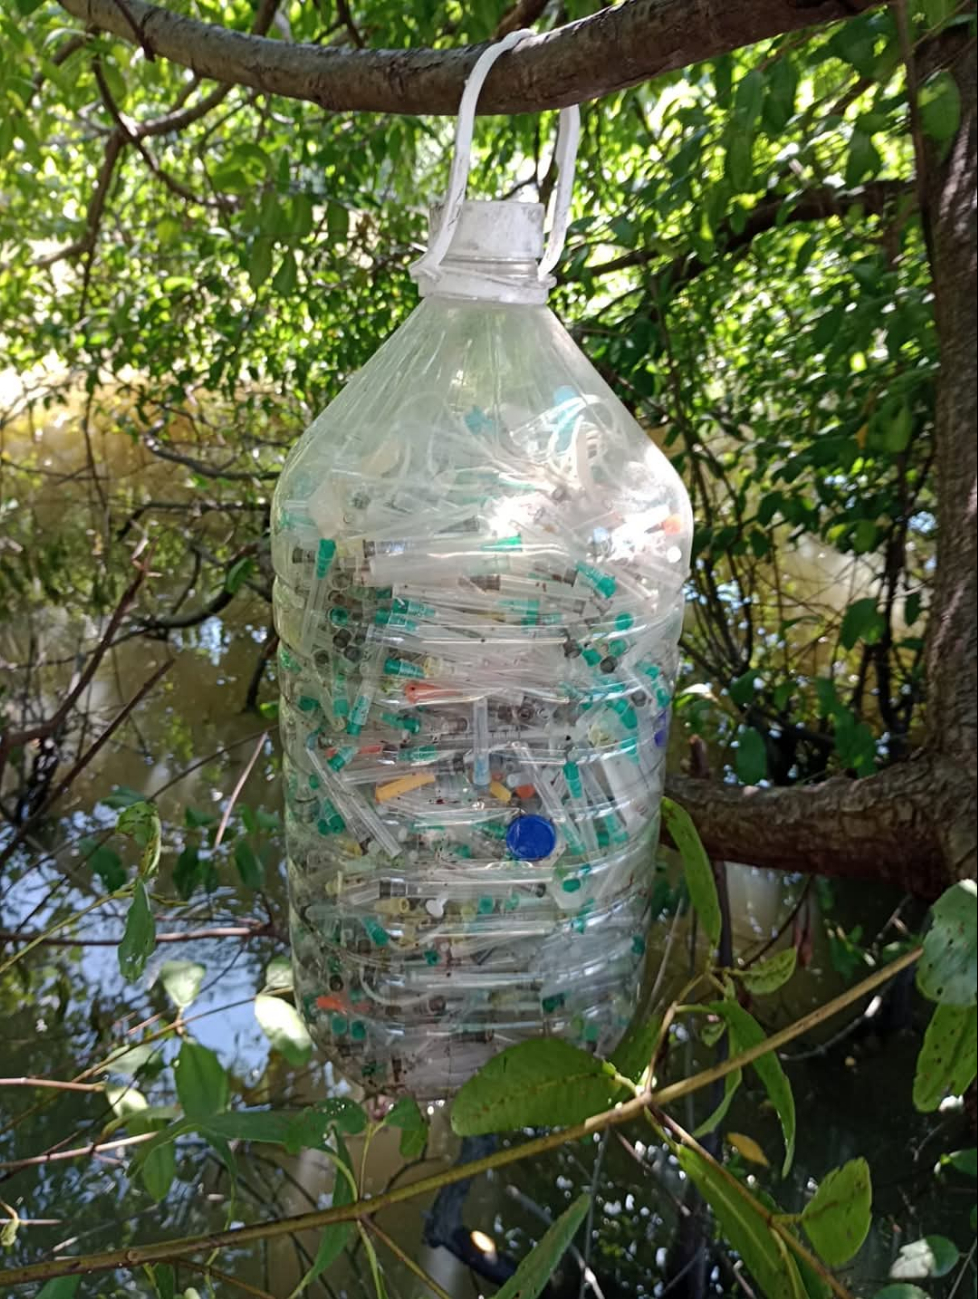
[272,199,692,1097]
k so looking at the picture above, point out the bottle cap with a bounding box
[506,814,557,861]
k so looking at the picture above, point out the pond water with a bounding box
[0,400,971,1298]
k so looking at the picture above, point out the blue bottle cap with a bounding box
[506,814,557,861]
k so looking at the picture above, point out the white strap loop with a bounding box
[412,29,580,287]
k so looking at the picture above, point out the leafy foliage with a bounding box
[800,1158,873,1266]
[452,1038,623,1135]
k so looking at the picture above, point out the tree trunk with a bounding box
[919,23,977,884]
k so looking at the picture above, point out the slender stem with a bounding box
[0,949,919,1289]
[650,946,921,1109]
[0,1130,155,1172]
[364,1218,453,1299]
[214,732,267,848]
[0,887,127,978]
[0,1078,104,1094]
[179,1257,278,1299]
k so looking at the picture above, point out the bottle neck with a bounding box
[417,256,553,306]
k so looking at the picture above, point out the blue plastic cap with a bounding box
[506,814,557,861]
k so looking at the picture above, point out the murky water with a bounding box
[0,401,970,1297]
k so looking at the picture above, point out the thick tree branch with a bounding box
[665,758,948,897]
[55,0,878,115]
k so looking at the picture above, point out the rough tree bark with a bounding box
[56,0,878,115]
[50,0,976,896]
[918,25,977,886]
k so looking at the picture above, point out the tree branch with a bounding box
[917,22,977,881]
[665,758,949,897]
[54,0,879,116]
[579,179,914,282]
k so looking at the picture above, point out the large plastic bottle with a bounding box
[272,198,692,1097]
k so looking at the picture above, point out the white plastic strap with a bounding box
[412,29,581,285]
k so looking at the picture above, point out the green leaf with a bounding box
[234,838,265,890]
[1,1208,19,1248]
[107,1043,161,1077]
[729,672,756,709]
[272,250,298,295]
[326,202,348,242]
[173,845,202,900]
[249,236,274,289]
[265,954,293,990]
[101,785,146,810]
[225,556,255,594]
[294,1131,356,1293]
[494,1193,590,1299]
[255,994,313,1067]
[677,1146,802,1298]
[890,1235,959,1280]
[153,1263,175,1299]
[82,839,126,891]
[610,1013,662,1084]
[917,880,977,1005]
[707,1000,796,1175]
[913,1003,977,1110]
[174,1041,229,1122]
[800,1158,872,1265]
[840,598,885,650]
[946,1147,977,1176]
[905,592,923,625]
[662,798,722,950]
[919,70,961,144]
[184,807,217,829]
[117,801,162,878]
[884,403,913,453]
[694,1067,743,1138]
[736,948,798,995]
[384,1096,424,1129]
[159,959,206,1009]
[735,68,766,124]
[203,1110,294,1144]
[725,132,755,193]
[105,1084,148,1119]
[452,1039,619,1135]
[735,727,768,785]
[872,1288,929,1299]
[383,1096,428,1158]
[763,58,798,133]
[283,1098,368,1152]
[142,1139,176,1202]
[845,130,881,187]
[37,1280,82,1299]
[118,882,155,982]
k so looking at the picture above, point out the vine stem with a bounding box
[0,947,920,1290]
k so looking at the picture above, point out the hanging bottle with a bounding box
[271,36,692,1097]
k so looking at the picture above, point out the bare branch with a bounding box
[32,130,125,268]
[54,0,879,116]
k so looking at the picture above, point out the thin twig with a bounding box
[214,732,268,848]
[0,920,276,949]
[0,1131,155,1172]
[363,1218,453,1299]
[179,1257,278,1299]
